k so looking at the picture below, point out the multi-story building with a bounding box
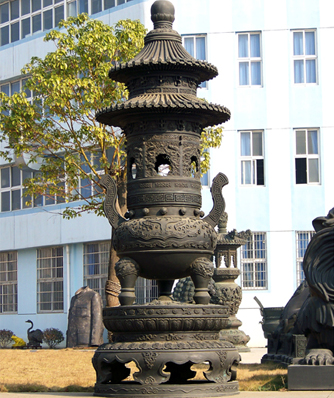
[1,0,333,347]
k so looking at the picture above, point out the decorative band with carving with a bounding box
[127,193,201,206]
[96,339,235,351]
[113,217,217,253]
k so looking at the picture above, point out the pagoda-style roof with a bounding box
[96,0,231,130]
[109,31,219,85]
[96,93,230,128]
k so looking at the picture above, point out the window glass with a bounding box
[91,0,102,14]
[32,0,42,12]
[22,189,32,208]
[239,62,249,85]
[1,25,9,46]
[118,0,125,4]
[307,130,318,154]
[21,0,31,16]
[250,34,260,57]
[11,22,20,43]
[10,0,19,20]
[240,132,251,156]
[21,18,31,39]
[296,130,306,154]
[43,9,53,30]
[251,62,261,85]
[54,5,64,26]
[305,31,315,55]
[1,191,10,212]
[238,34,248,57]
[0,3,9,24]
[252,132,262,156]
[55,0,63,3]
[104,0,115,9]
[43,0,53,6]
[33,14,42,33]
[196,37,205,60]
[184,37,194,55]
[1,168,10,188]
[306,59,316,83]
[11,167,20,186]
[79,0,88,13]
[11,81,20,94]
[308,159,319,183]
[293,32,303,55]
[67,1,77,17]
[12,189,21,210]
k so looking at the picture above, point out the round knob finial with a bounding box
[151,0,175,27]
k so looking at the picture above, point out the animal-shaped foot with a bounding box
[303,349,334,365]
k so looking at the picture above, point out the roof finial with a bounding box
[151,0,175,29]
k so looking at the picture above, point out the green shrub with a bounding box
[0,329,14,348]
[42,328,64,349]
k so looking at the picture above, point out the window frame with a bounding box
[240,232,267,290]
[0,251,18,314]
[182,34,208,89]
[237,31,262,87]
[296,231,315,285]
[292,29,317,85]
[83,241,109,307]
[37,246,64,313]
[0,0,134,46]
[294,128,320,185]
[240,130,265,186]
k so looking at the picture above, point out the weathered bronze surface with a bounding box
[94,1,239,395]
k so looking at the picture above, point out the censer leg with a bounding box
[189,257,214,305]
[115,257,139,306]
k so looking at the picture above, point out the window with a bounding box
[241,232,267,289]
[0,0,134,45]
[0,251,17,313]
[0,165,64,212]
[135,277,158,304]
[238,32,262,86]
[295,129,320,184]
[296,231,315,285]
[83,241,109,306]
[37,246,63,312]
[183,34,207,88]
[293,30,317,84]
[240,131,264,185]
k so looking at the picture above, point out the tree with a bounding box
[0,14,146,219]
[0,14,223,307]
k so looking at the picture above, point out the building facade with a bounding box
[1,0,333,347]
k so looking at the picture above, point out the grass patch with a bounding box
[0,349,287,392]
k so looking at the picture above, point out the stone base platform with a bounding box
[288,365,334,390]
[93,302,240,397]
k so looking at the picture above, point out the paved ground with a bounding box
[1,348,333,398]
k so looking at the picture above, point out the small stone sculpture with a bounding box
[66,286,104,347]
[26,320,43,348]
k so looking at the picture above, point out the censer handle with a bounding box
[100,174,126,229]
[203,172,229,228]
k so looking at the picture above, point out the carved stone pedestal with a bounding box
[93,302,240,397]
[212,268,250,352]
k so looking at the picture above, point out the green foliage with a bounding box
[0,14,146,218]
[200,125,224,176]
[0,329,14,348]
[42,328,64,348]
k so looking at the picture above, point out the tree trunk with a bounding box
[105,179,127,308]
